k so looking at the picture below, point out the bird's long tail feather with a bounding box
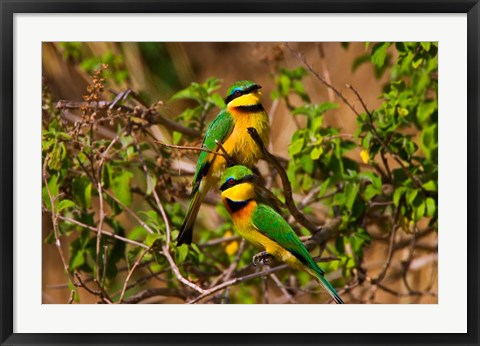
[309,267,344,304]
[177,183,208,246]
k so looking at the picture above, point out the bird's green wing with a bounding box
[192,110,234,189]
[251,203,324,275]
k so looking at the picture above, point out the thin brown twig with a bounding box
[103,190,155,234]
[269,273,297,304]
[133,134,172,243]
[67,290,75,304]
[188,263,289,304]
[74,268,112,304]
[42,158,73,282]
[198,235,240,248]
[286,43,359,116]
[73,272,100,297]
[317,42,335,102]
[373,206,400,284]
[156,140,231,162]
[50,212,149,249]
[94,136,118,287]
[101,245,108,290]
[118,246,151,303]
[161,246,205,295]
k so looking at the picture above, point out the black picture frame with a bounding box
[1,1,479,345]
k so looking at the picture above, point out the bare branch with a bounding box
[118,246,151,303]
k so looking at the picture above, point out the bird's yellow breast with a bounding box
[208,107,269,179]
[224,107,269,166]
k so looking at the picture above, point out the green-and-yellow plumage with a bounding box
[177,81,270,245]
[219,166,344,304]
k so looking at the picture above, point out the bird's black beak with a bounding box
[250,84,262,92]
[239,174,257,184]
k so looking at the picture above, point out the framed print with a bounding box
[1,1,479,345]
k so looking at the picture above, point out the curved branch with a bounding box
[247,127,319,234]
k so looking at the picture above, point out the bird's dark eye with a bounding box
[233,90,242,96]
[227,178,235,185]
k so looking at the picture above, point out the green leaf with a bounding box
[406,189,419,206]
[69,250,85,270]
[145,233,162,247]
[393,186,407,206]
[300,154,314,174]
[358,171,382,190]
[102,164,113,189]
[412,57,424,69]
[302,174,313,192]
[146,173,157,196]
[288,137,304,157]
[352,54,371,72]
[422,180,437,192]
[175,244,189,264]
[417,101,436,124]
[420,124,438,161]
[111,171,134,207]
[140,210,164,234]
[371,43,390,68]
[345,183,360,211]
[171,86,200,102]
[48,142,66,170]
[420,42,431,51]
[128,226,148,241]
[310,146,323,160]
[364,185,380,201]
[318,178,331,198]
[292,80,310,102]
[335,236,345,254]
[317,102,339,114]
[278,74,291,96]
[72,176,92,209]
[172,131,182,145]
[425,197,436,217]
[210,93,226,108]
[414,201,426,221]
[56,199,76,212]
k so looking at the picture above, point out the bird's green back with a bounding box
[251,203,325,276]
[192,109,234,190]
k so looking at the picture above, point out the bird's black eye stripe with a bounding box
[219,174,255,191]
[219,181,232,192]
[224,84,261,104]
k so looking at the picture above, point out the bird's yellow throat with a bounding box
[221,182,257,218]
[221,182,256,202]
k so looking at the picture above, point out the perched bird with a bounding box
[177,81,270,246]
[219,165,344,304]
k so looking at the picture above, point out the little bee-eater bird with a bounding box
[219,165,344,304]
[177,81,270,246]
